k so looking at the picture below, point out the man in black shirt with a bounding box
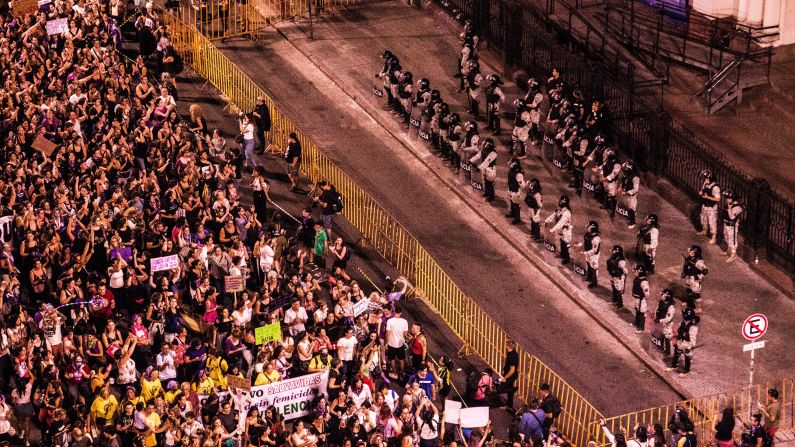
[217,400,238,434]
[539,383,562,436]
[315,181,343,239]
[285,132,302,191]
[252,95,271,154]
[497,339,519,411]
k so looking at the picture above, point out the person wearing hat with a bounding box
[285,132,302,192]
[682,245,708,309]
[666,307,700,376]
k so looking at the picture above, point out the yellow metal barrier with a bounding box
[249,0,361,23]
[162,12,795,447]
[593,379,795,446]
[163,11,604,446]
[168,1,266,40]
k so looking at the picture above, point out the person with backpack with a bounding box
[315,181,344,240]
[539,383,562,436]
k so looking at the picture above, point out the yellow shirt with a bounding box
[144,412,161,447]
[254,370,281,385]
[90,395,119,423]
[193,377,216,395]
[206,357,229,389]
[140,378,164,403]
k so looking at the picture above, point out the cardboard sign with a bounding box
[443,400,462,424]
[150,254,179,272]
[444,400,489,428]
[32,135,58,156]
[224,275,245,293]
[254,322,281,345]
[227,374,251,391]
[12,0,39,17]
[109,247,132,262]
[352,298,370,318]
[46,18,68,35]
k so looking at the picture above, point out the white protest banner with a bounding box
[242,371,328,420]
[0,215,13,244]
[46,18,68,35]
[150,254,179,272]
[443,399,462,424]
[352,298,370,317]
[459,407,490,428]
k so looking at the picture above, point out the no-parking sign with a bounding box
[742,313,768,341]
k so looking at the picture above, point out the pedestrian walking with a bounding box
[285,132,302,192]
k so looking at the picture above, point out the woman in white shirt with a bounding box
[239,113,257,170]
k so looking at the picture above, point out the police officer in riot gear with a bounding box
[485,74,506,135]
[447,113,463,171]
[546,195,573,264]
[570,136,589,195]
[461,120,481,175]
[388,61,402,113]
[429,98,445,152]
[457,37,475,92]
[637,213,659,274]
[472,138,497,202]
[619,160,641,228]
[682,245,708,309]
[506,158,525,224]
[414,78,432,124]
[632,265,650,333]
[376,50,396,105]
[525,79,544,146]
[525,178,543,241]
[667,307,700,376]
[397,71,414,122]
[466,60,483,119]
[600,147,622,215]
[606,245,628,308]
[722,189,743,263]
[580,220,601,289]
[698,169,721,244]
[654,289,676,357]
[437,103,451,158]
[512,99,530,158]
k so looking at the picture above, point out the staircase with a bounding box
[589,0,778,114]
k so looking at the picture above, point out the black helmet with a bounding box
[586,220,599,233]
[634,264,647,276]
[594,134,606,146]
[514,98,527,109]
[508,158,522,171]
[528,78,539,90]
[611,245,624,256]
[701,169,716,182]
[688,245,702,257]
[381,49,393,59]
[449,113,461,125]
[419,78,430,90]
[724,189,736,200]
[487,74,503,86]
[440,103,450,114]
[402,71,413,81]
[622,160,635,172]
[558,194,570,208]
[528,178,541,193]
[483,138,495,151]
[430,90,441,101]
[682,307,696,322]
[661,288,674,301]
[646,214,659,225]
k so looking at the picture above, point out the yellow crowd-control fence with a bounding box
[593,379,795,446]
[163,10,604,446]
[162,10,794,447]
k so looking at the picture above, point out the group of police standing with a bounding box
[372,21,747,377]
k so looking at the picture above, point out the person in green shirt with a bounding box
[313,222,328,264]
[759,388,781,438]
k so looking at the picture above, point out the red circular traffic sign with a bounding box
[742,314,768,341]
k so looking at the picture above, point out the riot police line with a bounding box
[369,21,750,376]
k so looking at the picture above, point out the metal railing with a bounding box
[163,10,604,447]
[593,379,795,446]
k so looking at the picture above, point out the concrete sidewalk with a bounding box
[211,14,685,414]
[219,0,795,404]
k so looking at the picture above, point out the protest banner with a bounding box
[352,298,370,317]
[255,322,281,345]
[46,18,68,35]
[150,254,179,272]
[225,275,245,293]
[32,135,58,156]
[245,371,329,420]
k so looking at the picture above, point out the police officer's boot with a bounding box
[663,337,672,357]
[628,209,636,228]
[485,181,495,202]
[667,348,681,370]
[471,100,480,119]
[682,355,692,374]
[386,90,394,106]
[587,267,597,288]
[531,222,541,241]
[560,243,570,264]
[611,289,623,308]
[517,141,525,158]
[511,203,521,225]
[441,141,450,160]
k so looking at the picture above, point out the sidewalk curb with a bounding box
[263,10,689,402]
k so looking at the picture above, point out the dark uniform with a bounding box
[525,179,543,241]
[682,245,708,308]
[581,221,601,288]
[471,138,497,202]
[631,266,650,332]
[606,245,628,308]
[619,160,640,227]
[654,289,676,356]
[637,214,659,274]
[545,195,572,264]
[698,170,721,243]
[485,74,505,135]
[722,190,743,262]
[667,307,699,375]
[506,159,525,225]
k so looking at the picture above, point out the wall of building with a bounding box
[690,0,795,46]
